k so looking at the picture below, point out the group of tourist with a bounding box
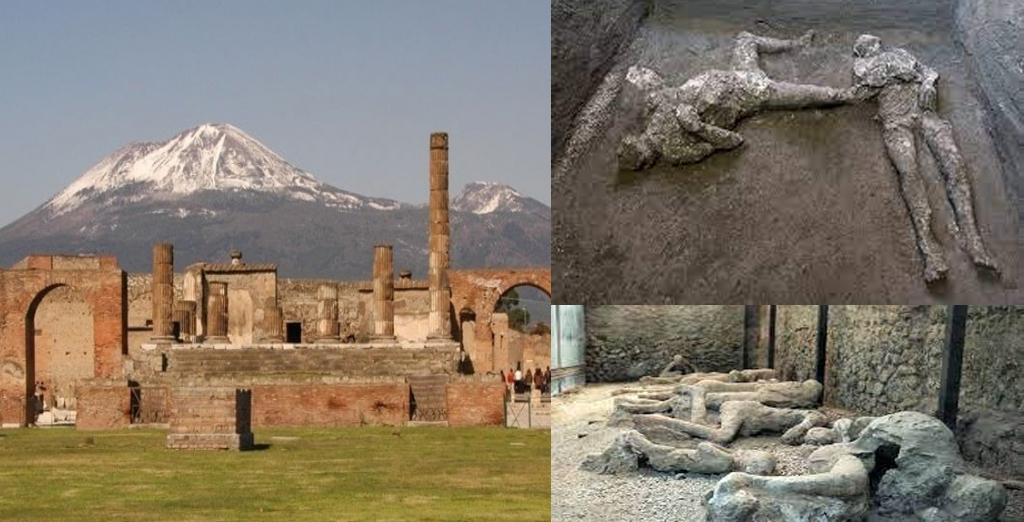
[501,366,551,395]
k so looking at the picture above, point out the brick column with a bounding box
[173,300,196,342]
[316,283,340,343]
[151,243,176,341]
[427,132,452,340]
[372,244,395,340]
[263,297,284,343]
[206,282,229,343]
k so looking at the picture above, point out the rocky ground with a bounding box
[552,383,1024,522]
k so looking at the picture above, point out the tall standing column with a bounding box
[316,283,340,343]
[172,300,197,343]
[372,245,395,340]
[206,282,229,343]
[263,297,284,343]
[427,132,452,340]
[151,243,176,341]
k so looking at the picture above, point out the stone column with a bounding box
[263,297,284,343]
[428,132,452,340]
[372,245,395,340]
[316,283,340,343]
[206,282,229,343]
[172,300,196,343]
[151,243,176,341]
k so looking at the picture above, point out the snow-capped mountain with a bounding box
[451,181,549,216]
[47,123,400,216]
[0,123,550,277]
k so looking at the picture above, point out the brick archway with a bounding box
[0,256,126,426]
[449,268,551,373]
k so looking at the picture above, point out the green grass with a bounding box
[0,426,551,522]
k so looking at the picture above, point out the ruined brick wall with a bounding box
[165,345,460,381]
[76,385,129,430]
[584,305,744,382]
[774,306,819,383]
[33,286,94,404]
[251,384,409,427]
[450,268,552,373]
[447,379,506,427]
[0,256,126,426]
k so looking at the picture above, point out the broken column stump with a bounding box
[166,387,254,450]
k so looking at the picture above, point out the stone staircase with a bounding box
[408,374,448,425]
[165,346,458,381]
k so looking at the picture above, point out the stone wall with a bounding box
[278,279,368,342]
[0,256,126,426]
[772,305,1024,477]
[957,306,1024,477]
[447,379,506,427]
[251,384,408,427]
[584,305,743,382]
[774,306,819,383]
[824,306,946,413]
[164,344,460,382]
[76,385,130,430]
[166,387,253,450]
[33,286,94,404]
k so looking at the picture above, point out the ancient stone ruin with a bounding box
[557,305,1021,522]
[0,132,552,437]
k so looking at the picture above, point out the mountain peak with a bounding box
[451,181,545,215]
[45,123,401,216]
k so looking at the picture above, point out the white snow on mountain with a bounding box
[451,181,532,214]
[46,123,401,215]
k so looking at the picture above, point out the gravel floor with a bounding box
[553,383,1024,522]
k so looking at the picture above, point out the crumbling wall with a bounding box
[204,271,275,344]
[76,385,129,430]
[165,345,460,381]
[825,306,945,414]
[773,306,819,383]
[278,279,365,342]
[34,286,94,403]
[584,305,743,382]
[447,378,506,427]
[773,305,1024,477]
[251,384,408,427]
[958,306,1024,477]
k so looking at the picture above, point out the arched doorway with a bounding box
[25,285,95,426]
[489,284,551,376]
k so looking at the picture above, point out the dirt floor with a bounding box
[553,4,1022,303]
[552,383,1024,522]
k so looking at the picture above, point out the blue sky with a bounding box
[0,1,549,227]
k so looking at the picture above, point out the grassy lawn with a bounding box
[0,426,550,522]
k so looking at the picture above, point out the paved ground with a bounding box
[554,4,1021,303]
[552,383,1024,522]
